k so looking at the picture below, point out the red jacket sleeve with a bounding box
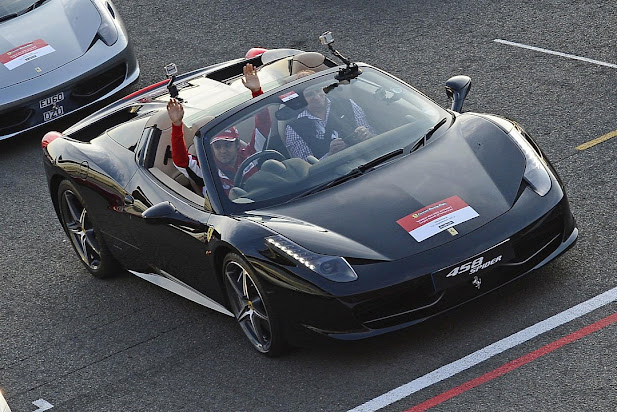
[171,123,189,168]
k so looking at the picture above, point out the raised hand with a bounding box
[167,98,184,126]
[241,63,261,93]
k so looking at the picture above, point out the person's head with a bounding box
[210,127,240,165]
[303,84,327,114]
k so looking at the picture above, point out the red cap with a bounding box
[210,127,239,144]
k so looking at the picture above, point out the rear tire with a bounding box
[57,180,121,278]
[223,252,286,357]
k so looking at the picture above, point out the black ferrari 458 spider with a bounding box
[42,33,577,356]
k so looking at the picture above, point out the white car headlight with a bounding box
[266,235,358,282]
[508,126,552,196]
[91,0,118,46]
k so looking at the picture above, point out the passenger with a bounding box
[284,80,375,161]
[167,64,271,195]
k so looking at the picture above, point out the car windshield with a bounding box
[199,67,450,211]
[0,0,47,21]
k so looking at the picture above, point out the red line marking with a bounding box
[405,311,617,412]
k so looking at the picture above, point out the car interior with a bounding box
[142,52,333,200]
[143,51,436,206]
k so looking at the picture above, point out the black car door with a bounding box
[121,165,219,299]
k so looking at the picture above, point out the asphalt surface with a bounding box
[1,1,616,411]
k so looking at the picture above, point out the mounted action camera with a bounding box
[164,63,178,77]
[319,31,334,45]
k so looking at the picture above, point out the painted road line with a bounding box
[494,39,617,69]
[494,40,617,151]
[406,311,617,412]
[32,399,54,411]
[576,130,617,151]
[347,285,617,412]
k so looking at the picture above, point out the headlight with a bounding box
[266,235,358,282]
[91,0,118,46]
[508,126,552,196]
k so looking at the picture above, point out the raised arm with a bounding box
[241,63,270,154]
[242,63,263,97]
[167,98,190,168]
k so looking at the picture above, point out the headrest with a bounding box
[290,52,329,74]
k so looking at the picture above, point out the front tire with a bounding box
[57,180,120,278]
[223,252,286,356]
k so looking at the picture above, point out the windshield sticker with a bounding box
[279,91,299,102]
[397,195,479,242]
[1,39,55,71]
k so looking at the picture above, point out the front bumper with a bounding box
[0,36,139,140]
[266,191,577,345]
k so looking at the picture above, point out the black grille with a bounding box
[71,63,126,102]
[347,274,438,325]
[510,204,564,262]
[0,107,34,134]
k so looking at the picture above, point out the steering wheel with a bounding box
[233,150,286,187]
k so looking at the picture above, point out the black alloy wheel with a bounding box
[223,253,285,356]
[57,180,119,278]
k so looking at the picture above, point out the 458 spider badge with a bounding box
[446,255,503,278]
[432,239,513,290]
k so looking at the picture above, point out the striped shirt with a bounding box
[285,98,373,161]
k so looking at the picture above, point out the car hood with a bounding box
[249,114,526,261]
[0,0,100,88]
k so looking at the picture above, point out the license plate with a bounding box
[43,106,64,122]
[40,92,64,109]
[432,239,514,290]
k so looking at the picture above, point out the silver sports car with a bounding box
[0,0,139,140]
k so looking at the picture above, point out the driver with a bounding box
[285,81,375,161]
[167,64,271,196]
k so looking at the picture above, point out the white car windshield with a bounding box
[200,67,450,210]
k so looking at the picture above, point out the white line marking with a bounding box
[494,39,617,69]
[32,398,54,411]
[348,285,617,412]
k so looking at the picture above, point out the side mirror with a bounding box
[445,75,471,113]
[142,201,206,231]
